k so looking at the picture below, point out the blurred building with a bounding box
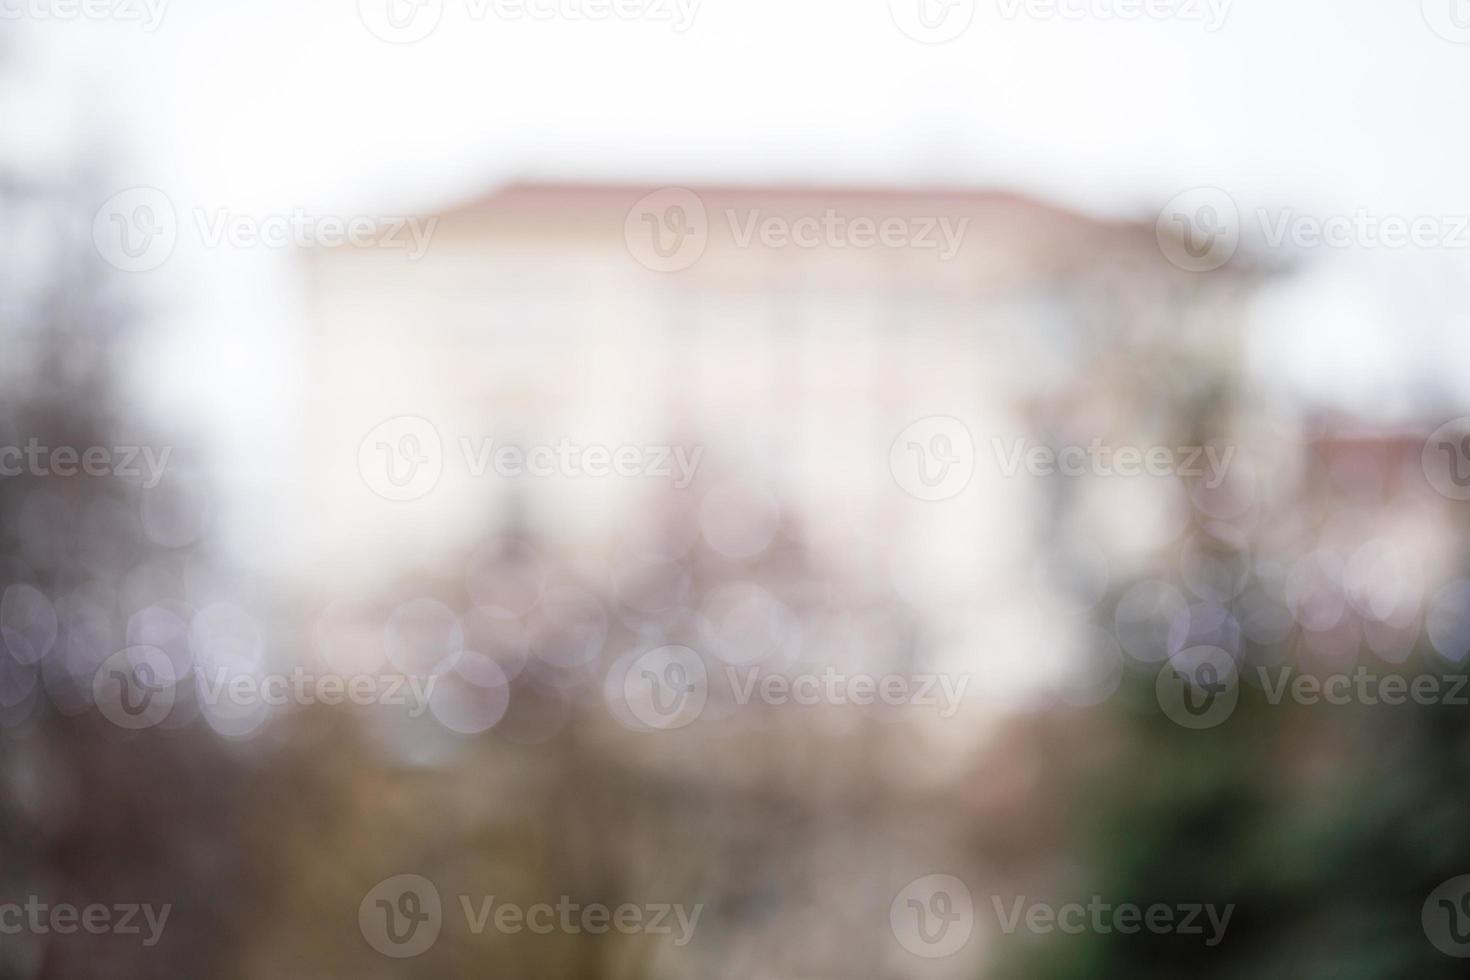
[298,182,1265,710]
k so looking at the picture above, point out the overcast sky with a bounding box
[10,0,1470,216]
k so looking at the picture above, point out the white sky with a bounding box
[12,0,1470,219]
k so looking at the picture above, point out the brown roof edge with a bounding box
[422,179,1138,229]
